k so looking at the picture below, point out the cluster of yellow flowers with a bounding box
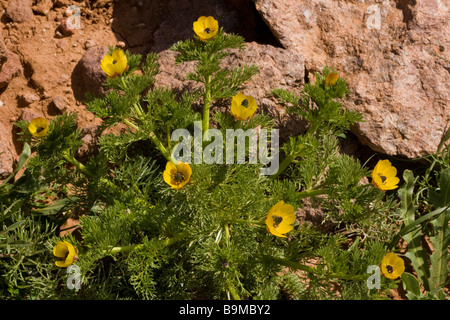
[45,16,405,280]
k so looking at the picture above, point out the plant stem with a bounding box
[123,118,140,131]
[133,103,145,119]
[202,75,212,140]
[62,152,92,177]
[222,222,241,300]
[104,231,189,255]
[150,131,172,162]
[123,118,172,162]
[230,218,265,227]
[224,223,231,248]
[296,188,330,199]
[269,256,366,281]
[228,285,241,300]
[270,154,295,179]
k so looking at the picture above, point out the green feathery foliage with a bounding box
[1,17,447,302]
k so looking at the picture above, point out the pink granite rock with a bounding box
[5,0,34,23]
[253,0,450,158]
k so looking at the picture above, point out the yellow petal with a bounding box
[177,163,192,180]
[53,241,77,268]
[325,72,339,86]
[193,20,203,35]
[380,253,404,279]
[265,201,296,237]
[163,170,172,186]
[268,201,285,215]
[230,94,257,121]
[166,161,177,172]
[377,159,392,171]
[387,177,400,186]
[101,62,116,78]
[112,50,127,74]
[270,229,287,238]
[193,16,218,41]
[276,223,294,234]
[280,212,296,225]
[232,93,245,104]
[55,260,71,268]
[197,16,207,25]
[383,166,397,179]
[64,242,77,265]
[111,50,124,62]
[28,117,49,137]
[53,241,68,258]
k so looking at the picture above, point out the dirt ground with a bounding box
[1,1,118,153]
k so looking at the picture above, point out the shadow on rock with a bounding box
[111,0,281,55]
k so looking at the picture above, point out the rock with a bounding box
[50,96,68,114]
[76,125,100,161]
[19,110,44,123]
[18,92,40,106]
[59,18,77,36]
[111,1,168,52]
[54,0,72,8]
[0,31,8,68]
[32,0,54,16]
[0,50,23,89]
[57,73,70,85]
[5,0,34,23]
[0,122,15,179]
[253,0,450,158]
[84,39,96,50]
[77,46,109,96]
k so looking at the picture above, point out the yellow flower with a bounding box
[230,93,258,121]
[371,159,400,191]
[53,241,78,268]
[265,201,296,238]
[163,161,192,190]
[193,16,219,41]
[380,252,405,280]
[325,72,339,87]
[100,49,128,78]
[28,117,49,138]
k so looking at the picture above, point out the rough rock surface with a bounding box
[253,0,450,158]
[0,121,15,179]
[77,46,109,96]
[5,0,34,23]
[0,28,23,89]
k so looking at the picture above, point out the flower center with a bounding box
[112,60,117,64]
[386,265,394,273]
[173,172,185,184]
[272,215,283,228]
[377,172,387,184]
[241,99,249,108]
[204,27,212,34]
[36,126,45,133]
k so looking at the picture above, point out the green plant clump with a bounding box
[0,18,448,301]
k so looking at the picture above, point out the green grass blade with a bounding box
[396,170,431,291]
[428,168,450,294]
